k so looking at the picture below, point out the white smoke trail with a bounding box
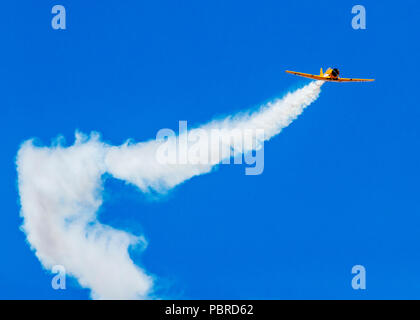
[16,80,323,299]
[106,81,324,191]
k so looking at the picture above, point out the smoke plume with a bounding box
[16,80,323,299]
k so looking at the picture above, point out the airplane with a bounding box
[285,67,374,82]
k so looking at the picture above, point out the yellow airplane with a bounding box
[286,67,374,82]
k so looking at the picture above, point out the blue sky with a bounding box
[1,0,420,299]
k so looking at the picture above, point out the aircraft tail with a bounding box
[320,68,323,76]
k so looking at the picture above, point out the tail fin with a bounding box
[320,68,323,76]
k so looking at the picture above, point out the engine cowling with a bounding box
[331,68,340,78]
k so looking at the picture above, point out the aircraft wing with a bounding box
[335,77,375,82]
[285,70,326,81]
